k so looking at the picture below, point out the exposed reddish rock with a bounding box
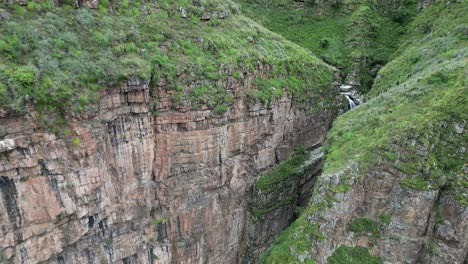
[0,75,335,263]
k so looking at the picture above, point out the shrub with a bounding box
[10,66,36,87]
[213,104,228,115]
[327,246,383,264]
[255,145,306,193]
[320,38,330,49]
[151,218,166,225]
[348,218,381,238]
[27,2,40,12]
[378,213,391,225]
[72,138,81,146]
[400,178,431,191]
[0,83,8,105]
[425,240,438,256]
[14,5,25,15]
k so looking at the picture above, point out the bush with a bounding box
[72,138,81,146]
[27,2,41,12]
[213,104,228,115]
[348,218,381,238]
[389,9,413,24]
[320,38,330,49]
[378,213,391,225]
[255,145,306,193]
[400,178,431,191]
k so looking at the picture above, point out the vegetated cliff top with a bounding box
[0,0,337,124]
[263,0,467,263]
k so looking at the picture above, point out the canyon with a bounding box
[0,0,467,263]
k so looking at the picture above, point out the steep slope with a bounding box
[263,1,467,263]
[0,1,340,263]
[237,0,419,94]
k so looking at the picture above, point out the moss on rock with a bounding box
[327,246,383,264]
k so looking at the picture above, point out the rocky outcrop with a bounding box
[305,162,467,264]
[242,148,324,262]
[0,70,335,263]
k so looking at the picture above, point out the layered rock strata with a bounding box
[0,75,334,263]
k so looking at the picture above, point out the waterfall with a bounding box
[344,94,357,109]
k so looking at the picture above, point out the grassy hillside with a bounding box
[262,0,467,262]
[0,0,336,127]
[237,0,418,93]
[324,1,467,201]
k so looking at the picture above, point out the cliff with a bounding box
[0,79,334,264]
[0,0,339,263]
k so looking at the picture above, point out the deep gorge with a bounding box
[0,0,466,263]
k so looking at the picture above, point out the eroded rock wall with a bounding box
[243,148,324,262]
[307,160,467,264]
[0,73,334,263]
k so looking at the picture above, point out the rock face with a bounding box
[307,163,468,264]
[0,73,334,263]
[243,148,324,262]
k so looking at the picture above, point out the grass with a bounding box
[378,214,391,226]
[255,146,306,194]
[151,218,166,225]
[251,146,325,223]
[400,177,434,191]
[0,0,336,125]
[238,2,350,67]
[425,239,438,256]
[237,0,417,93]
[71,138,81,146]
[327,246,383,264]
[252,197,297,219]
[348,218,380,238]
[331,184,351,193]
[260,210,325,264]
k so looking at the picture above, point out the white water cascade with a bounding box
[344,94,357,109]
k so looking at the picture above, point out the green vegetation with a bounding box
[324,1,467,202]
[327,246,383,264]
[332,184,351,193]
[425,239,438,256]
[72,138,81,146]
[261,211,324,264]
[378,213,391,226]
[237,0,418,93]
[432,199,444,225]
[252,197,296,219]
[151,218,166,225]
[1,0,465,262]
[262,1,467,262]
[255,145,306,193]
[348,218,380,238]
[400,177,433,191]
[238,1,349,67]
[0,0,335,125]
[251,146,308,221]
